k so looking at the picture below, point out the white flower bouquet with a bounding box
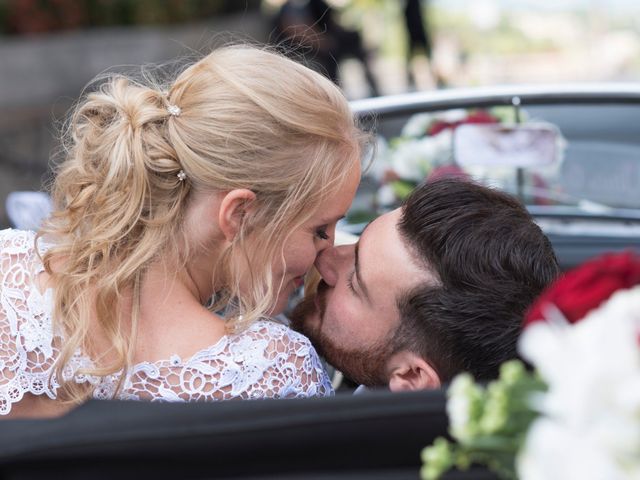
[422,252,640,480]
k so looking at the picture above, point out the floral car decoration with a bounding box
[371,107,564,211]
[421,252,640,480]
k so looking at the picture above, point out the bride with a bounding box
[0,45,365,418]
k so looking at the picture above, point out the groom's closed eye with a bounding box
[347,269,357,294]
[353,240,372,303]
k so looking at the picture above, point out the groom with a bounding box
[291,178,560,390]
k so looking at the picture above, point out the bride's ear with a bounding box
[218,189,257,242]
[387,351,441,392]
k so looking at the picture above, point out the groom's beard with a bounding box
[290,281,394,388]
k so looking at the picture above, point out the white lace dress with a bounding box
[0,229,333,415]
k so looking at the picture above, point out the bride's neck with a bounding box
[130,254,228,364]
[141,246,217,309]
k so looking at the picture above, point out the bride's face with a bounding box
[269,163,361,315]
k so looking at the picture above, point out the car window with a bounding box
[347,101,640,231]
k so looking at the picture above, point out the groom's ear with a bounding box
[218,189,257,242]
[387,350,441,392]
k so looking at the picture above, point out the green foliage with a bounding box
[421,360,546,480]
[390,179,417,201]
[346,209,378,225]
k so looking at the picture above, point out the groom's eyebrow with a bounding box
[354,225,372,303]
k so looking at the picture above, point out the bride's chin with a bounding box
[269,275,306,316]
[270,289,294,316]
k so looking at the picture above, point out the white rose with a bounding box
[517,286,640,479]
[447,373,481,443]
[518,418,631,480]
[401,113,435,138]
[376,184,397,207]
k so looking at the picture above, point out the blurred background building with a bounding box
[1,0,639,227]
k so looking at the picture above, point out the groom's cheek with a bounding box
[289,296,316,334]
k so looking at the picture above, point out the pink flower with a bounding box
[427,110,499,136]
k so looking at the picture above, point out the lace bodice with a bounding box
[0,229,333,415]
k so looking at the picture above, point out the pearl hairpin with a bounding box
[167,104,181,117]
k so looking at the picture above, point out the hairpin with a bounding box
[177,170,187,182]
[167,104,181,117]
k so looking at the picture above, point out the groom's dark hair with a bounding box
[394,178,560,381]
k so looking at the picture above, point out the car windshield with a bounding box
[346,91,640,232]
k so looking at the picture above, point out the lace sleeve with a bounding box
[121,320,334,402]
[0,229,58,415]
[256,323,334,399]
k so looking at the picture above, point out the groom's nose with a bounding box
[314,245,352,287]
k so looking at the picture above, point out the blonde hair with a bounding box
[39,44,366,403]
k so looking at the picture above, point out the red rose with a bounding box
[463,110,500,125]
[427,110,499,136]
[524,251,640,326]
[428,120,453,136]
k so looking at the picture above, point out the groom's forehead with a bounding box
[358,209,428,296]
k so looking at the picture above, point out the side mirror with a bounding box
[454,123,560,168]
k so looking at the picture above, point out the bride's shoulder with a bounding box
[0,229,59,416]
[243,318,315,349]
[229,318,327,369]
[0,229,52,282]
[0,228,53,263]
[0,229,43,277]
[229,318,332,397]
[0,228,36,251]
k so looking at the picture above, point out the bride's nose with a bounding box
[314,245,351,287]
